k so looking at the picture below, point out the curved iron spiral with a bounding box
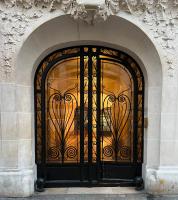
[102,91,131,161]
[47,85,78,162]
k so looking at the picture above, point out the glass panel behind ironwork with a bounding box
[35,46,144,168]
[101,60,134,162]
[45,57,80,163]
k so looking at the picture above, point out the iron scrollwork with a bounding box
[102,92,132,161]
[47,85,79,163]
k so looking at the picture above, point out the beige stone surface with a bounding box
[37,187,144,195]
[1,112,17,140]
[0,140,18,168]
[0,0,178,197]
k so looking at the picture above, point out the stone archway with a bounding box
[15,14,162,195]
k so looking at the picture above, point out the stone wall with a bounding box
[0,0,178,197]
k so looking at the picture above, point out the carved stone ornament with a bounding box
[1,0,178,80]
[2,0,177,52]
[2,0,88,20]
[2,1,178,24]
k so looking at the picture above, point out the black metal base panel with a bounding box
[37,164,142,187]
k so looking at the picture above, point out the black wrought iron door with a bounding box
[35,46,144,187]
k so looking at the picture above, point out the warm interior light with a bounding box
[45,56,133,163]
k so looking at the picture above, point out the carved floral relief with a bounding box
[0,0,178,80]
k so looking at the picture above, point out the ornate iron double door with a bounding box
[35,46,144,187]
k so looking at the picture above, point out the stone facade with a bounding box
[0,0,178,197]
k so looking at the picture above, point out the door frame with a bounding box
[34,45,144,189]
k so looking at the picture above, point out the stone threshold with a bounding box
[36,187,144,195]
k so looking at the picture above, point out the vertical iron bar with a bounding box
[101,59,104,179]
[141,82,145,163]
[96,48,101,181]
[88,48,93,182]
[34,84,38,164]
[61,132,65,163]
[41,75,46,183]
[80,47,85,181]
[133,78,138,163]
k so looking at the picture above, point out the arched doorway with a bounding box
[35,46,144,188]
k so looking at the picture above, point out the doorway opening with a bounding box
[34,46,144,188]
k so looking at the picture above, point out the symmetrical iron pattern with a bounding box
[35,46,144,181]
[35,48,80,164]
[46,85,79,163]
[102,92,132,161]
[100,59,134,162]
